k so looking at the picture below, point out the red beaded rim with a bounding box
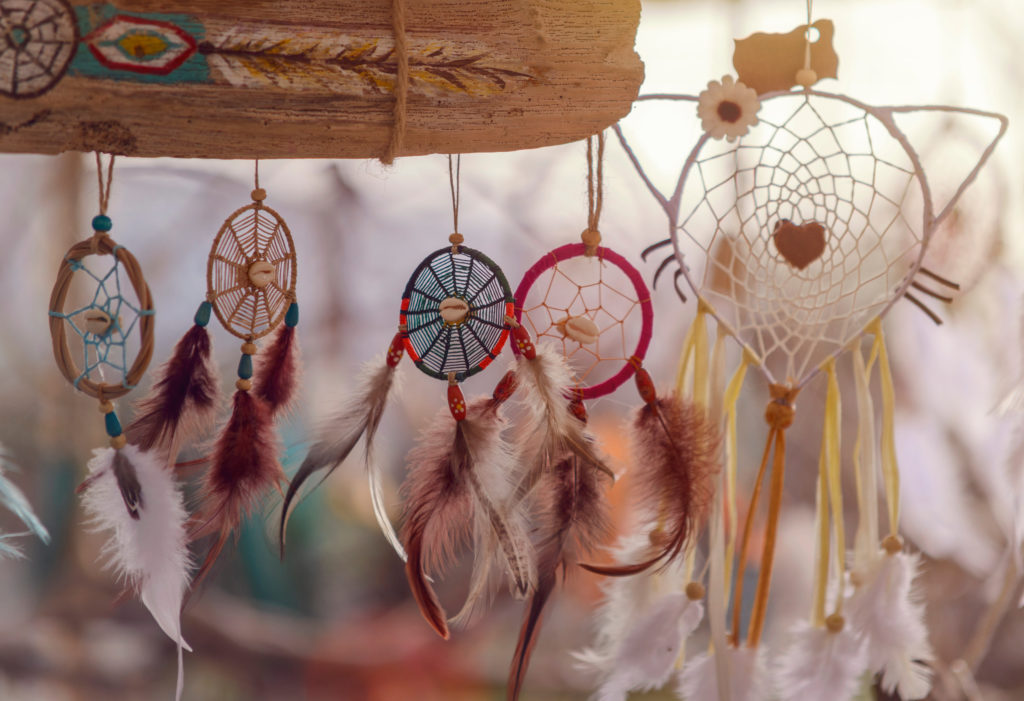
[513,242,654,400]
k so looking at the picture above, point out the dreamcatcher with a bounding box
[607,10,1007,700]
[48,155,191,689]
[281,156,533,642]
[503,134,719,701]
[126,161,299,588]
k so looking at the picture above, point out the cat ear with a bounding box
[883,104,1008,229]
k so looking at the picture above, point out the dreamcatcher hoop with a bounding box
[48,234,155,400]
[207,195,297,341]
[618,89,1008,387]
[513,242,653,400]
[400,245,514,382]
[0,0,78,99]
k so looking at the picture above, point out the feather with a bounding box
[253,323,300,415]
[193,390,284,585]
[280,351,400,557]
[846,550,933,699]
[450,396,535,628]
[401,396,534,639]
[597,593,703,701]
[774,621,867,701]
[112,448,144,519]
[677,647,770,701]
[583,395,718,576]
[79,445,192,651]
[508,446,611,701]
[0,452,49,548]
[126,323,219,455]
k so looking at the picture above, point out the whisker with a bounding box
[904,292,943,325]
[918,266,961,290]
[911,281,954,304]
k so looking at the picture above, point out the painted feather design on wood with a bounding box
[201,25,533,96]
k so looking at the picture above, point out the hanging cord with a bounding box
[796,0,817,88]
[448,154,463,252]
[382,0,410,164]
[582,132,605,256]
[92,153,116,252]
[252,159,266,203]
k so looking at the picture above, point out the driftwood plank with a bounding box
[0,0,643,159]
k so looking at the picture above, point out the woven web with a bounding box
[519,254,645,393]
[209,205,295,339]
[50,256,151,390]
[675,92,927,384]
[404,248,511,380]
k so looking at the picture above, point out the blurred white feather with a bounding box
[676,646,769,701]
[773,620,866,701]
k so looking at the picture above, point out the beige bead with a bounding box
[98,400,114,414]
[251,188,267,202]
[248,260,276,288]
[825,613,845,633]
[110,434,127,450]
[449,232,465,246]
[581,228,602,248]
[685,581,706,601]
[241,342,258,355]
[236,378,253,391]
[795,68,818,88]
[882,533,903,555]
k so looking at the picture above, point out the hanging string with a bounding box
[94,152,116,216]
[583,132,605,256]
[796,0,817,88]
[255,158,260,190]
[382,0,410,165]
[448,154,463,251]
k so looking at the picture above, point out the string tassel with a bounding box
[126,302,219,456]
[280,332,405,557]
[192,389,284,585]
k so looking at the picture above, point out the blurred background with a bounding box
[1,0,1023,699]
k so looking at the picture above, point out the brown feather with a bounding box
[126,324,219,455]
[112,449,144,519]
[253,324,300,415]
[191,390,284,585]
[581,394,719,577]
[509,452,611,700]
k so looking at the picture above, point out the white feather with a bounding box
[846,550,933,700]
[774,621,866,701]
[677,647,769,701]
[80,445,192,651]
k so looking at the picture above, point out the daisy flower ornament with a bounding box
[696,75,760,142]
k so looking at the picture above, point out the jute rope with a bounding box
[49,235,155,401]
[582,132,605,256]
[381,0,409,164]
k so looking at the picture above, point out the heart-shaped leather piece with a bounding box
[772,219,827,270]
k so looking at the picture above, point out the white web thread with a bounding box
[615,90,1007,387]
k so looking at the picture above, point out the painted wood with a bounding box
[0,0,643,159]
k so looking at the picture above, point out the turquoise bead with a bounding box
[194,301,212,327]
[238,353,253,379]
[105,411,123,438]
[92,215,113,232]
[285,302,299,328]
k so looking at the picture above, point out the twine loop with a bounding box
[583,132,605,256]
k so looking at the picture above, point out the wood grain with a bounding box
[0,0,643,159]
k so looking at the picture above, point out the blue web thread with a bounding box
[48,249,153,391]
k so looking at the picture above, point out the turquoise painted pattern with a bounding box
[70,5,209,83]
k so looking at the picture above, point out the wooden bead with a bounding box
[825,613,845,633]
[685,581,706,601]
[634,367,657,405]
[795,68,818,88]
[386,332,406,368]
[110,434,127,450]
[581,228,602,248]
[511,323,536,360]
[447,383,467,421]
[98,400,114,414]
[251,188,267,202]
[568,398,588,423]
[882,534,903,555]
[236,378,252,391]
[241,342,258,355]
[448,233,465,246]
[492,370,518,403]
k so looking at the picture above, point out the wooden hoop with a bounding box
[48,235,155,401]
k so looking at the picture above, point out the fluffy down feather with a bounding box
[126,324,219,456]
[193,390,284,584]
[280,356,399,557]
[583,395,718,576]
[677,647,770,701]
[79,445,192,650]
[774,621,867,701]
[846,550,933,699]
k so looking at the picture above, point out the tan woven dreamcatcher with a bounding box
[603,14,1008,701]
